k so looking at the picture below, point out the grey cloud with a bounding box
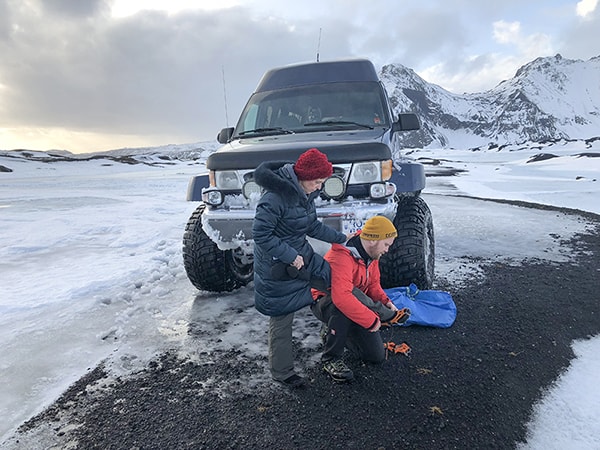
[559,12,600,60]
[5,0,594,148]
[41,0,110,18]
[0,0,13,40]
[394,10,470,67]
[0,3,351,142]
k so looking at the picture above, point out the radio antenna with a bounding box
[316,28,322,62]
[221,65,229,126]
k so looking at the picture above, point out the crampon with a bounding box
[383,341,411,358]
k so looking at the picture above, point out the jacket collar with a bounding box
[346,235,373,266]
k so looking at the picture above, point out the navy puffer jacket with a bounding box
[253,161,347,316]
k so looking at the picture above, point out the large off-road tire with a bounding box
[379,195,435,289]
[183,204,253,292]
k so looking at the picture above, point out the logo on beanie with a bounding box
[362,231,397,239]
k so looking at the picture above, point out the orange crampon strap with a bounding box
[383,341,411,357]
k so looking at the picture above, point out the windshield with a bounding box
[233,81,389,137]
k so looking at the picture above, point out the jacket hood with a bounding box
[343,234,375,268]
[254,161,306,201]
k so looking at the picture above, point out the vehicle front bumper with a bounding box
[201,198,398,249]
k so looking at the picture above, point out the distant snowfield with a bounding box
[0,139,599,447]
[414,139,600,215]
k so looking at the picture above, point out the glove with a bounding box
[286,265,311,281]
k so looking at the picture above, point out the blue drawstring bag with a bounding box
[385,283,457,328]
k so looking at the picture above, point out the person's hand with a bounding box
[345,232,356,241]
[387,302,399,312]
[292,254,304,269]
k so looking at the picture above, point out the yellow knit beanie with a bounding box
[360,216,397,241]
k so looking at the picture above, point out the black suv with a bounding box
[184,58,434,292]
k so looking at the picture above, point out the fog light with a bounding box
[202,189,223,206]
[242,180,262,199]
[369,182,396,199]
[369,183,387,199]
[323,176,345,199]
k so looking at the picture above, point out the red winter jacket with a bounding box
[313,240,392,329]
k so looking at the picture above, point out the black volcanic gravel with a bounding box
[6,209,600,450]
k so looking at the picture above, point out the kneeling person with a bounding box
[311,216,410,382]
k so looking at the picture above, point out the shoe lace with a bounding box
[328,359,350,373]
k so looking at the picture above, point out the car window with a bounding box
[234,82,389,135]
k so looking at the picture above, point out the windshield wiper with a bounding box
[238,127,295,136]
[303,121,374,130]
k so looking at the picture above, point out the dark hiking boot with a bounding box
[323,359,354,382]
[381,307,411,327]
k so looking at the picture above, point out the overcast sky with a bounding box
[1,0,599,154]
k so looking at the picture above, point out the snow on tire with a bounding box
[182,204,252,292]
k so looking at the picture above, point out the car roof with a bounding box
[255,59,379,92]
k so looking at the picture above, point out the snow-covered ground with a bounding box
[0,140,599,448]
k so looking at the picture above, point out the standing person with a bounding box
[253,148,349,388]
[311,215,411,382]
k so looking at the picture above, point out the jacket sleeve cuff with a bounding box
[367,318,379,331]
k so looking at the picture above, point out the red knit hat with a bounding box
[293,148,333,181]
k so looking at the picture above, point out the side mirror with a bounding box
[217,127,234,143]
[392,113,420,132]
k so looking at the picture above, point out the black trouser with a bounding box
[311,288,386,363]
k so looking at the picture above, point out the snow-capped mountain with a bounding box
[381,54,600,149]
[4,55,599,156]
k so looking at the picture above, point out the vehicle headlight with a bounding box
[242,180,262,199]
[349,162,380,183]
[202,189,223,206]
[215,171,242,189]
[322,176,345,199]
